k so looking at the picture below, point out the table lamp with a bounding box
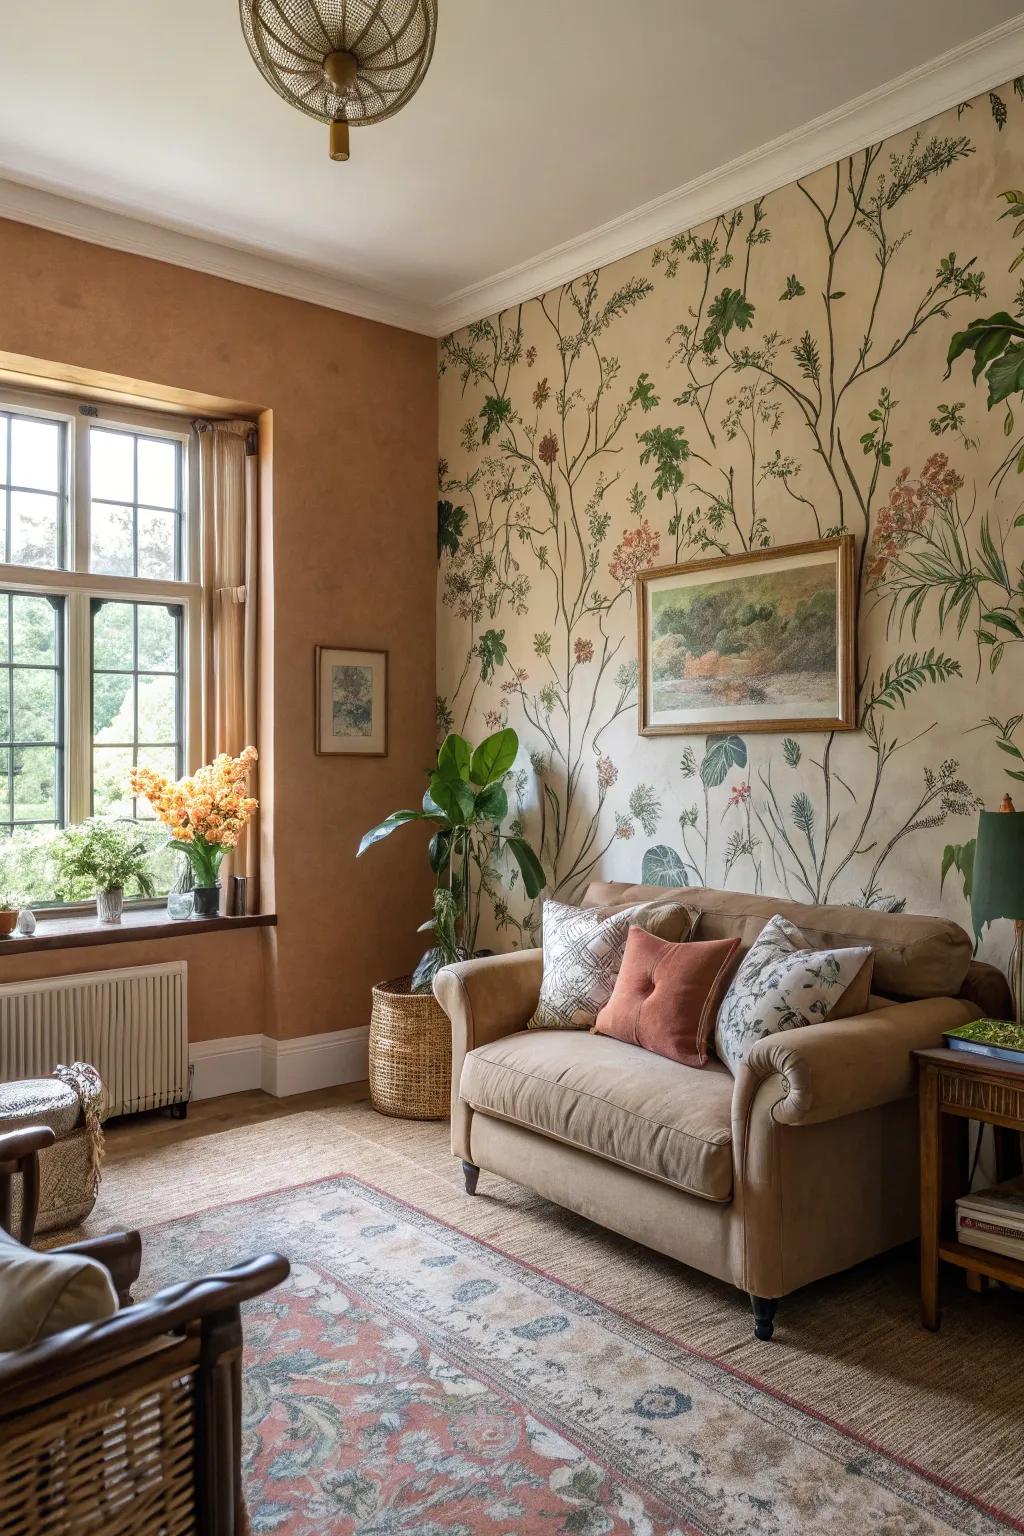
[971,794,1024,1025]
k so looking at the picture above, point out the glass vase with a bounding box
[193,882,222,918]
[96,887,124,924]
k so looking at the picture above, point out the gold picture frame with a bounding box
[636,535,856,736]
[315,646,388,756]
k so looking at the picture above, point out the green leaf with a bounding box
[437,733,471,783]
[779,274,805,301]
[637,424,690,498]
[473,782,509,824]
[476,628,507,682]
[479,394,512,445]
[702,287,754,351]
[986,342,1024,407]
[428,828,452,875]
[940,839,975,901]
[700,734,748,788]
[640,845,690,887]
[505,836,546,899]
[427,772,475,826]
[437,499,467,559]
[357,809,434,856]
[469,727,518,786]
[982,610,1024,638]
[828,290,846,299]
[629,372,659,412]
[782,737,801,767]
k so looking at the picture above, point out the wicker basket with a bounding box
[369,975,451,1120]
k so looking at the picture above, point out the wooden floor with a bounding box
[102,1080,372,1165]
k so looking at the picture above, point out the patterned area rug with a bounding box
[142,1174,1023,1536]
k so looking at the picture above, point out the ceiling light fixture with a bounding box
[239,1,438,162]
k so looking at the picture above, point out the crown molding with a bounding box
[1,16,1022,341]
[433,14,1024,336]
[0,175,436,336]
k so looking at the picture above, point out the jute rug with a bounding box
[91,1102,1024,1526]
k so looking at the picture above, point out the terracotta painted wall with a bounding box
[0,218,437,1043]
[437,77,1024,974]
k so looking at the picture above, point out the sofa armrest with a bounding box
[732,995,980,1134]
[434,949,543,1161]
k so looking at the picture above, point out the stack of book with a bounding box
[956,1177,1024,1261]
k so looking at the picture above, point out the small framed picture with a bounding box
[315,647,388,756]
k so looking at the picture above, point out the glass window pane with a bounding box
[0,418,7,485]
[137,674,176,743]
[137,438,177,509]
[93,601,134,670]
[13,746,56,822]
[137,604,176,671]
[9,491,59,568]
[0,752,10,821]
[92,746,134,817]
[13,668,56,744]
[10,417,59,492]
[12,595,57,665]
[91,503,134,577]
[0,688,9,744]
[90,429,134,502]
[93,671,134,743]
[137,509,176,580]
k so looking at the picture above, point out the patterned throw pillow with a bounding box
[713,914,874,1075]
[528,898,700,1031]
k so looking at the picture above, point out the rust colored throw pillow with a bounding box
[593,926,740,1067]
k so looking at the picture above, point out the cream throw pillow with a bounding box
[714,913,874,1075]
[528,897,700,1031]
[0,1224,118,1351]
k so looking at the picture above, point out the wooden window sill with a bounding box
[0,909,277,957]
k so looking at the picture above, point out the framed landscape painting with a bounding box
[637,535,856,736]
[315,647,387,756]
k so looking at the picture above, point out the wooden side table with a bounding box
[914,1046,1024,1330]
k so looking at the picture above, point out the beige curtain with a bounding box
[195,419,259,909]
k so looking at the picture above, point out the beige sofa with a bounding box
[435,883,1011,1339]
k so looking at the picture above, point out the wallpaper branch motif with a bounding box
[437,80,1024,960]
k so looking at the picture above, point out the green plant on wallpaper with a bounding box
[437,81,1024,945]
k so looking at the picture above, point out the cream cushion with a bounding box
[460,1029,734,1202]
[0,1224,118,1351]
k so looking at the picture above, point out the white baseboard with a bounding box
[189,1026,369,1101]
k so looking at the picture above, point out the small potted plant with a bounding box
[0,892,19,937]
[130,748,259,916]
[54,819,156,923]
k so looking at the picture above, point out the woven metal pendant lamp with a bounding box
[239,0,438,162]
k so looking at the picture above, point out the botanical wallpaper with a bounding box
[436,78,1024,968]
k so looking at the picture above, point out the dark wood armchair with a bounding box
[0,1125,289,1536]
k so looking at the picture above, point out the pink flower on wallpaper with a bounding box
[532,377,550,409]
[526,345,537,367]
[596,755,618,790]
[608,520,660,585]
[574,638,594,664]
[728,781,751,808]
[615,815,635,840]
[867,451,964,584]
[483,708,504,730]
[500,668,528,693]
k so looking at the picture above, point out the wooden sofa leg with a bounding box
[462,1161,480,1195]
[750,1295,777,1340]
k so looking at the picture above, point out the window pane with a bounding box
[92,745,134,817]
[13,668,56,743]
[136,509,177,580]
[93,601,134,670]
[9,491,59,568]
[91,503,134,577]
[10,417,59,492]
[137,604,176,671]
[13,746,57,822]
[12,595,57,665]
[138,674,176,742]
[137,438,177,509]
[93,671,134,742]
[90,429,134,502]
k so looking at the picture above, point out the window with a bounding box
[0,391,201,906]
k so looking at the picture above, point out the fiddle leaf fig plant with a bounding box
[358,727,546,992]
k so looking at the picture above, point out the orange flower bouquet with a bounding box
[129,747,258,905]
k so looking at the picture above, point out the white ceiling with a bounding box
[1,1,1023,335]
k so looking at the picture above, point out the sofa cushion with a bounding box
[594,927,740,1067]
[0,1224,118,1351]
[528,896,699,1031]
[714,914,875,1075]
[583,882,971,1000]
[460,1029,734,1202]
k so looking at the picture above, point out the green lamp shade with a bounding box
[971,809,1024,935]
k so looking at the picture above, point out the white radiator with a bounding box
[0,962,189,1118]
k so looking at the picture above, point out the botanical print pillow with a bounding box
[529,898,700,1031]
[713,914,874,1075]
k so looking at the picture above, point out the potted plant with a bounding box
[54,819,157,923]
[129,748,258,917]
[356,727,545,1120]
[0,892,19,938]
